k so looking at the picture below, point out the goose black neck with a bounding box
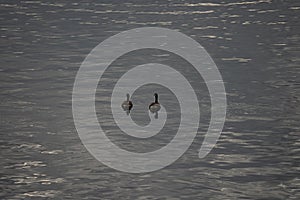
[154,93,158,103]
[126,94,130,101]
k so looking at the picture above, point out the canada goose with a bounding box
[149,93,161,114]
[121,93,133,115]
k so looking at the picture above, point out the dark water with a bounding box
[1,0,299,199]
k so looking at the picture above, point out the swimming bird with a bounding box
[121,93,133,115]
[149,93,161,114]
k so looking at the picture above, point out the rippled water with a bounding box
[1,0,299,199]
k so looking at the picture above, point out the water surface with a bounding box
[1,0,299,199]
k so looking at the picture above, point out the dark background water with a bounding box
[1,0,299,199]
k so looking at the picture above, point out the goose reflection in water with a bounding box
[121,93,133,115]
[149,93,161,119]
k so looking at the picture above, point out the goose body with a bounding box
[122,94,133,114]
[149,93,160,113]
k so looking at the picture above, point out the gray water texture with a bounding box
[1,0,299,199]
